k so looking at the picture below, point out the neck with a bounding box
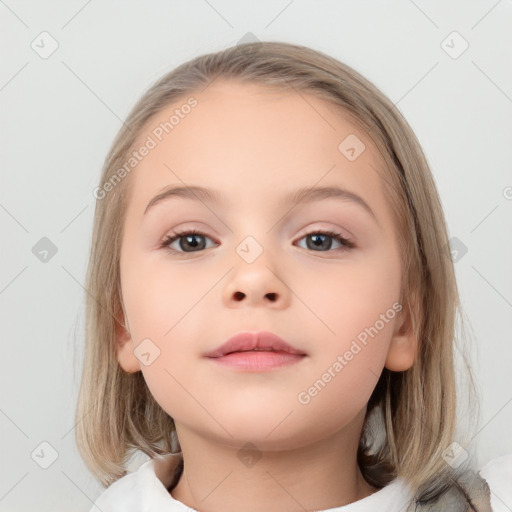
[170,411,378,512]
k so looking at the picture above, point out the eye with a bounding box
[295,230,355,252]
[159,228,355,254]
[160,229,217,253]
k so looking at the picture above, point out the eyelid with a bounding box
[295,224,354,243]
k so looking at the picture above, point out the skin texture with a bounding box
[115,80,417,511]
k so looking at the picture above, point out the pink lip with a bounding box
[203,331,307,358]
[203,331,307,371]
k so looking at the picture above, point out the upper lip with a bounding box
[204,331,307,358]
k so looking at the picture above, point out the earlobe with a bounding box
[384,335,417,371]
[384,301,418,372]
[114,311,141,373]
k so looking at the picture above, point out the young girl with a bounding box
[77,41,511,511]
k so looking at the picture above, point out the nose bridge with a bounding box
[230,213,278,267]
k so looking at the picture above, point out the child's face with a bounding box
[116,80,416,449]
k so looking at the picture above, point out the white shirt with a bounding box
[89,452,512,512]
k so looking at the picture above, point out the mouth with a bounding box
[203,331,307,371]
[205,331,307,357]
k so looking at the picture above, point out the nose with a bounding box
[222,250,290,309]
[232,289,278,303]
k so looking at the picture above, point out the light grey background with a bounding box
[1,1,511,510]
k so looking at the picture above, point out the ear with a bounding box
[115,308,141,373]
[384,299,418,372]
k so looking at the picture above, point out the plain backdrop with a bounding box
[1,1,511,510]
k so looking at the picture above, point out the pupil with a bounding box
[309,234,331,251]
[181,234,205,251]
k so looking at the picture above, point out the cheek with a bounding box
[119,258,210,419]
[298,250,401,338]
[294,251,402,392]
[121,255,210,342]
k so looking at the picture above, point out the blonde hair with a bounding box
[76,41,481,507]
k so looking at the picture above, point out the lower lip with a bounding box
[207,351,306,371]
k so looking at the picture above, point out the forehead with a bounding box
[126,80,390,221]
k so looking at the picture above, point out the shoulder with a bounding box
[478,453,512,512]
[88,453,186,512]
[88,458,159,512]
[413,455,512,512]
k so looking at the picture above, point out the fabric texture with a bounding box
[88,452,512,512]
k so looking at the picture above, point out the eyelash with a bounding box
[159,228,355,254]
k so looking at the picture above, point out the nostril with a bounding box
[233,291,245,301]
[266,292,277,301]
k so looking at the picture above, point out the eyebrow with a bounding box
[144,185,226,215]
[144,184,377,223]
